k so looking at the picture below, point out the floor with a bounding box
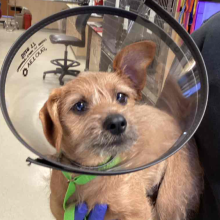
[0,26,86,220]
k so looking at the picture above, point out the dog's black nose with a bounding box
[103,114,127,135]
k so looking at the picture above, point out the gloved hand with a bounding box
[75,203,108,220]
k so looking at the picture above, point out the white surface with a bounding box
[0,27,85,220]
[0,27,55,220]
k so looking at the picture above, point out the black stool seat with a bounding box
[50,35,84,47]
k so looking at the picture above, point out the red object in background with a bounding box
[92,26,103,33]
[24,13,32,30]
[94,0,103,6]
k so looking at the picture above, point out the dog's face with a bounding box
[40,41,159,165]
[57,72,139,156]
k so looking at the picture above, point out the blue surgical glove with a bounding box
[75,203,108,220]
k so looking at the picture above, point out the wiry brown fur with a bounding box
[40,41,203,220]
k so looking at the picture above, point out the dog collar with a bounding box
[60,151,119,171]
[62,156,121,220]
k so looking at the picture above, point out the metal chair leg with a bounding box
[59,74,65,86]
[43,70,58,80]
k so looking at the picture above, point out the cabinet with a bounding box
[1,0,20,16]
[8,0,68,29]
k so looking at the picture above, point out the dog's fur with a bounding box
[39,41,203,220]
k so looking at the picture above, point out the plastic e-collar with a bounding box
[0,0,208,175]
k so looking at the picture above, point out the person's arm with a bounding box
[191,12,220,220]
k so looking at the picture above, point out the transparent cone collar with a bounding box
[0,4,208,175]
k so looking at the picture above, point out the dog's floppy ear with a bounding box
[39,88,63,151]
[113,41,156,97]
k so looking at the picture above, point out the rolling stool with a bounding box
[43,14,91,85]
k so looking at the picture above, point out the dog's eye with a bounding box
[116,93,128,105]
[72,101,87,113]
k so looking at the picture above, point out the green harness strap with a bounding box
[62,172,97,220]
[62,156,121,220]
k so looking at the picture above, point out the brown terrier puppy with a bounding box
[40,41,203,220]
